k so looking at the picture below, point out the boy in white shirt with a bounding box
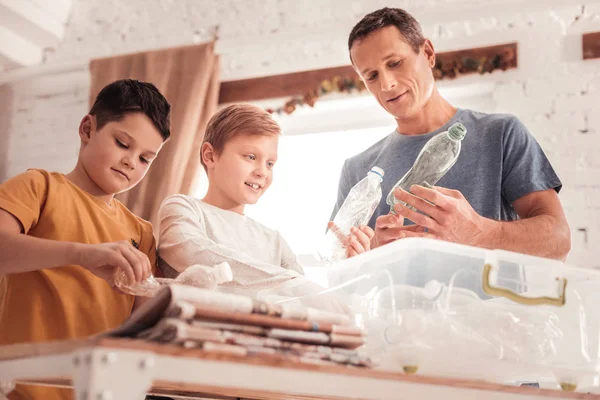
[157,103,373,296]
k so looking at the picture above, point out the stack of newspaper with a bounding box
[110,284,371,368]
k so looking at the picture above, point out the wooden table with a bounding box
[1,338,598,400]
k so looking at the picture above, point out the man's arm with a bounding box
[483,188,571,260]
[391,185,571,260]
[0,209,151,284]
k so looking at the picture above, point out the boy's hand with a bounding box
[327,222,375,258]
[346,225,374,258]
[75,241,152,286]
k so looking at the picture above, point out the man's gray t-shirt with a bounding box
[332,108,562,227]
[331,109,562,294]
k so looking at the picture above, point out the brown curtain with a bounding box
[88,42,220,227]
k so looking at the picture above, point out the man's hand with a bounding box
[371,212,436,249]
[327,222,374,258]
[391,185,489,246]
[75,240,152,286]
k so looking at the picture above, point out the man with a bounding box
[332,7,570,261]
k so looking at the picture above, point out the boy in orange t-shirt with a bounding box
[0,79,171,400]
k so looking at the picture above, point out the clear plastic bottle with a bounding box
[115,262,233,296]
[175,262,234,290]
[386,122,467,213]
[318,166,384,263]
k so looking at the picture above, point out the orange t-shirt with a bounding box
[0,169,156,400]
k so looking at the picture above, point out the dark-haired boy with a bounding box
[0,79,171,400]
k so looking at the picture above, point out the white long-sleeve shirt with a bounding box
[157,194,304,291]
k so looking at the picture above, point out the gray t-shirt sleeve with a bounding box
[501,116,562,205]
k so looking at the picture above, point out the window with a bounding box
[245,125,392,255]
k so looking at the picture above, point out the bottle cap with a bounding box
[369,166,385,181]
[212,262,234,284]
[448,122,467,141]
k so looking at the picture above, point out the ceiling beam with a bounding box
[219,42,518,104]
[0,0,65,48]
[0,24,43,67]
[583,31,600,60]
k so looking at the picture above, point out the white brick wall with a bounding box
[0,70,89,179]
[0,0,599,267]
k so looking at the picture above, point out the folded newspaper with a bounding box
[108,284,372,368]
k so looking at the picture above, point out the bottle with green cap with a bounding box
[386,122,467,213]
[318,166,385,263]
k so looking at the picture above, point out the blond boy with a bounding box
[158,104,371,296]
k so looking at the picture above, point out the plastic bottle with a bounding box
[386,122,467,213]
[115,262,233,296]
[175,262,234,290]
[318,166,384,263]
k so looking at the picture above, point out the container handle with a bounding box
[482,263,566,307]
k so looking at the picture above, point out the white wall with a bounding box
[0,0,599,267]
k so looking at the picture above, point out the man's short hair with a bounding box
[348,7,426,55]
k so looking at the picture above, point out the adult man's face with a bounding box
[351,25,436,121]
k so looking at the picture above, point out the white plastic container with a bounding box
[291,238,600,393]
